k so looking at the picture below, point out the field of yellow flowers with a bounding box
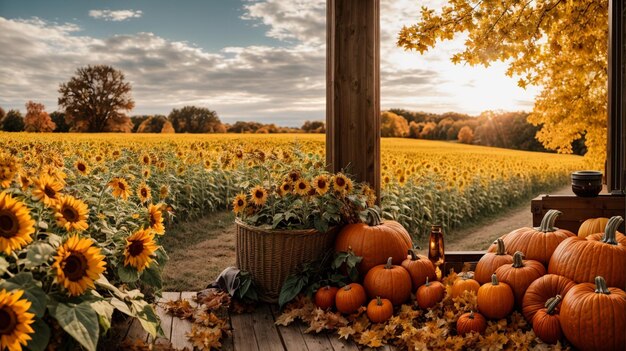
[0,132,586,349]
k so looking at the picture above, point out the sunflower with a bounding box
[54,195,89,232]
[31,174,63,206]
[124,229,158,272]
[137,182,152,203]
[0,289,35,351]
[142,168,151,179]
[312,175,330,195]
[53,235,106,296]
[17,172,31,191]
[0,192,35,255]
[73,160,89,176]
[293,179,311,196]
[277,182,292,197]
[0,153,19,188]
[286,170,300,183]
[148,203,165,235]
[249,186,268,206]
[332,173,352,194]
[362,185,377,207]
[159,185,169,200]
[108,177,131,200]
[232,193,247,214]
[140,154,151,166]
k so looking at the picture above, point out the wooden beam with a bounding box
[326,0,381,200]
[607,0,625,194]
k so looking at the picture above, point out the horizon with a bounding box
[0,0,539,127]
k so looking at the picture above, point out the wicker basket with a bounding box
[235,220,339,303]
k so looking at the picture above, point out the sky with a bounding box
[0,0,538,127]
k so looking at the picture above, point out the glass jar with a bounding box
[428,224,445,267]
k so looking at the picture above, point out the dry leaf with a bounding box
[163,299,195,320]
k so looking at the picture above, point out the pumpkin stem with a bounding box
[376,296,383,306]
[594,276,611,294]
[495,238,506,255]
[343,285,352,291]
[491,273,499,286]
[408,249,418,261]
[511,251,525,268]
[469,311,475,319]
[537,209,561,232]
[365,208,383,226]
[385,257,393,269]
[425,276,430,287]
[601,216,623,245]
[544,295,562,315]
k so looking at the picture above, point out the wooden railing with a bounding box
[443,251,486,274]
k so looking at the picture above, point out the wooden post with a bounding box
[326,0,381,199]
[607,0,625,194]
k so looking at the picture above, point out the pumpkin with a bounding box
[487,210,575,266]
[560,276,626,351]
[522,274,575,323]
[531,295,563,345]
[578,217,609,238]
[477,274,514,320]
[366,296,393,323]
[548,216,626,289]
[451,275,480,298]
[335,283,367,314]
[494,251,546,308]
[456,311,487,336]
[585,217,626,245]
[334,208,412,274]
[474,238,513,284]
[314,285,339,310]
[416,277,445,309]
[364,257,412,305]
[401,249,437,290]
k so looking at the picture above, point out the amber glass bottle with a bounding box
[428,225,445,267]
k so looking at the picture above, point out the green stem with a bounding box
[537,209,561,232]
[512,251,524,268]
[594,276,611,294]
[376,296,383,306]
[544,295,562,315]
[601,216,623,245]
[95,174,112,216]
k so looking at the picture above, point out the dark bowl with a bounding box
[571,171,603,197]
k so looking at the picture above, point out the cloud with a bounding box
[0,1,536,126]
[89,9,143,22]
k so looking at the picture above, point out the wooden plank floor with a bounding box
[122,292,396,350]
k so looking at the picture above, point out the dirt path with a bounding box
[446,186,573,251]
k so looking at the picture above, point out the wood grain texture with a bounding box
[270,305,308,350]
[149,291,179,345]
[231,309,260,351]
[251,304,285,350]
[327,0,381,201]
[169,292,195,350]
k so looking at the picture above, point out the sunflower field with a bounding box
[0,132,586,350]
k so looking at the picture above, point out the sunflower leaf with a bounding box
[117,264,140,283]
[27,317,51,351]
[49,301,99,351]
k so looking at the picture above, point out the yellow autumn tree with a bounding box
[398,0,607,167]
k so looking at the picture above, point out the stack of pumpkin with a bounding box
[474,210,625,351]
[313,209,626,351]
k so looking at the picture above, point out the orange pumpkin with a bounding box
[334,209,412,274]
[578,217,610,238]
[549,216,626,289]
[401,250,437,290]
[451,275,480,298]
[495,251,546,308]
[532,295,563,345]
[560,276,626,351]
[364,257,412,305]
[366,296,393,323]
[416,277,445,309]
[522,274,575,323]
[474,238,513,284]
[477,274,514,320]
[487,210,575,266]
[584,217,626,246]
[314,285,339,310]
[335,283,367,314]
[456,311,487,336]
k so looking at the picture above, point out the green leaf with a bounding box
[136,304,162,337]
[25,241,55,268]
[27,317,51,351]
[140,263,163,290]
[0,256,8,276]
[110,297,133,316]
[278,274,307,308]
[117,264,140,283]
[0,272,47,317]
[49,301,99,351]
[91,300,115,332]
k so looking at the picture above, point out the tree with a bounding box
[24,101,55,132]
[168,106,225,133]
[0,107,5,123]
[380,111,410,137]
[1,110,24,132]
[399,1,607,166]
[457,126,474,144]
[301,120,325,133]
[137,115,173,133]
[50,111,70,132]
[58,65,135,132]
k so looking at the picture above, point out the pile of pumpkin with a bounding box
[315,209,625,351]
